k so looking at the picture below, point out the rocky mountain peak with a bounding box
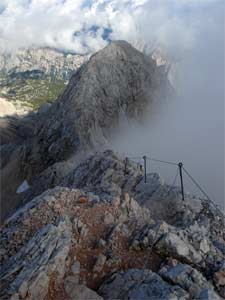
[94,40,146,60]
[1,41,224,300]
[26,41,172,172]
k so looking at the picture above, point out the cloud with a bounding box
[108,0,225,208]
[0,0,223,55]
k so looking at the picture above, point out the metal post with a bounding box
[124,157,128,175]
[143,156,147,183]
[178,162,185,200]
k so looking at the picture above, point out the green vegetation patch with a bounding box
[0,71,67,110]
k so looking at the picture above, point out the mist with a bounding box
[110,3,225,210]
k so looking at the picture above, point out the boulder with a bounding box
[154,232,202,265]
[71,261,80,276]
[93,254,107,273]
[98,269,189,300]
[65,284,103,300]
[159,263,219,299]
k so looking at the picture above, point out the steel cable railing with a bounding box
[123,154,224,216]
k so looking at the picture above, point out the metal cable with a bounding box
[127,155,178,166]
[168,166,179,194]
[127,156,142,160]
[183,167,225,217]
[125,154,224,217]
[171,166,179,188]
[128,158,141,166]
[147,157,178,166]
[182,167,211,201]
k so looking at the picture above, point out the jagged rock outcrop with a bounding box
[1,218,72,300]
[1,151,224,299]
[98,269,189,300]
[0,184,150,299]
[158,262,221,300]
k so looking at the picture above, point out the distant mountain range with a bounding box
[0,48,87,110]
[0,46,175,113]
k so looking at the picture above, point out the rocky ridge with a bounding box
[21,41,172,175]
[0,150,225,300]
[1,39,171,221]
[1,41,224,300]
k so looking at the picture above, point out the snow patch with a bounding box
[16,180,30,194]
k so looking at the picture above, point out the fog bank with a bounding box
[110,5,225,210]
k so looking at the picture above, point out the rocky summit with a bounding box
[0,150,225,300]
[23,41,172,173]
[0,41,224,300]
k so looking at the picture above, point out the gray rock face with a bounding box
[0,150,224,299]
[0,183,151,299]
[155,232,202,265]
[0,48,87,80]
[159,263,218,299]
[65,284,103,300]
[27,41,171,172]
[98,269,189,300]
[62,150,143,201]
[0,218,72,300]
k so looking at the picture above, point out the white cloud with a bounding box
[0,0,224,55]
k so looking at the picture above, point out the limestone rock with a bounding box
[98,269,189,300]
[104,212,114,225]
[214,268,225,298]
[66,284,103,300]
[0,151,224,300]
[0,98,17,117]
[0,217,72,300]
[0,48,87,80]
[159,263,219,299]
[93,254,107,273]
[64,276,80,292]
[154,232,202,265]
[196,288,222,300]
[71,261,81,276]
